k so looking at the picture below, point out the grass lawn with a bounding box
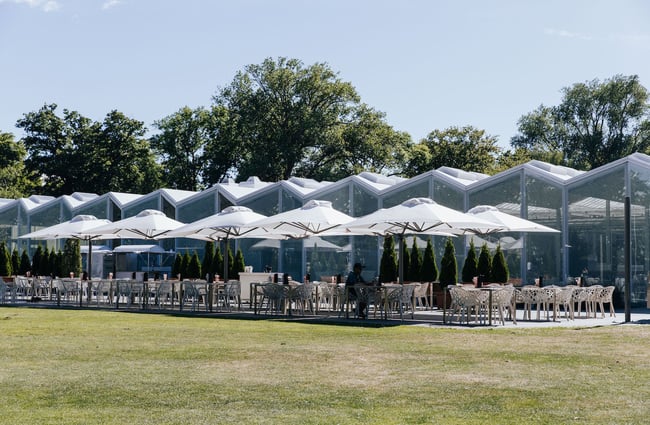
[1,307,649,424]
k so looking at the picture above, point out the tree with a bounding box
[491,244,509,283]
[512,75,650,170]
[187,251,201,279]
[0,132,38,198]
[151,106,212,191]
[379,236,397,283]
[207,57,409,183]
[172,253,182,278]
[212,246,224,280]
[401,238,410,282]
[11,248,19,276]
[226,244,235,281]
[233,248,245,280]
[409,237,422,282]
[477,243,492,282]
[0,242,11,276]
[420,237,438,283]
[32,245,43,275]
[438,237,457,286]
[40,246,50,276]
[403,126,502,177]
[49,250,59,277]
[16,104,161,195]
[180,251,191,279]
[461,238,479,283]
[20,249,31,275]
[201,241,215,279]
[61,239,81,277]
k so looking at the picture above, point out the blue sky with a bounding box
[1,0,649,148]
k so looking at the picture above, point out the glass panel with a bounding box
[353,184,378,217]
[383,180,429,208]
[177,192,215,223]
[241,190,280,216]
[629,165,650,307]
[218,193,234,211]
[433,180,464,211]
[524,176,563,286]
[281,189,301,212]
[0,205,19,252]
[123,197,159,218]
[316,185,351,215]
[74,199,108,219]
[568,167,629,302]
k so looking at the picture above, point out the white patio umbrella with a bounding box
[250,236,344,251]
[345,198,502,283]
[164,206,268,281]
[19,215,113,279]
[91,209,184,278]
[466,205,561,234]
[91,209,184,239]
[247,200,355,238]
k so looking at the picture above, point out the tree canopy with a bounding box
[512,74,650,170]
[16,104,161,196]
[0,132,38,198]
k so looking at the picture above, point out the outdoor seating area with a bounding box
[0,273,626,328]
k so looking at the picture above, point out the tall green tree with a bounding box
[491,244,509,283]
[438,238,457,286]
[0,132,38,198]
[403,125,501,177]
[477,243,492,281]
[201,241,215,279]
[420,237,438,283]
[379,236,397,283]
[0,242,11,276]
[401,238,410,282]
[61,239,81,277]
[233,248,245,280]
[212,246,224,280]
[461,238,479,283]
[151,106,211,191]
[31,245,43,275]
[512,74,650,169]
[16,104,161,195]
[11,248,19,276]
[409,237,422,282]
[20,249,31,275]
[187,251,201,279]
[207,57,409,183]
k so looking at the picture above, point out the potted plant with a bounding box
[461,238,478,284]
[491,244,509,283]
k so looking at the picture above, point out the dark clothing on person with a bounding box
[346,265,367,318]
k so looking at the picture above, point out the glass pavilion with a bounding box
[4,153,650,306]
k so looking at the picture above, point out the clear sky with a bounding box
[1,0,649,148]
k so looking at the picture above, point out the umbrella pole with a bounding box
[223,238,229,282]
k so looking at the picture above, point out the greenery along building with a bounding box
[3,153,650,306]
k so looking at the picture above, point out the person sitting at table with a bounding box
[346,262,368,319]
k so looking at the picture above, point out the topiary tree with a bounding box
[212,246,224,280]
[20,249,31,275]
[438,237,457,286]
[31,245,43,275]
[477,243,492,282]
[421,237,438,283]
[409,237,422,282]
[0,242,11,276]
[61,239,81,277]
[48,250,59,277]
[180,251,191,279]
[55,250,64,278]
[202,241,214,279]
[40,246,51,277]
[172,253,182,278]
[187,251,201,279]
[491,244,509,283]
[401,237,410,282]
[461,238,479,283]
[379,235,397,283]
[226,243,235,281]
[233,248,245,280]
[11,248,19,276]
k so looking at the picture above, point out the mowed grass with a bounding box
[1,308,650,424]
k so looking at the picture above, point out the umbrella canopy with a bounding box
[19,214,113,279]
[91,209,184,240]
[345,198,501,236]
[248,200,355,238]
[466,205,561,234]
[250,236,344,251]
[164,206,267,240]
[345,198,501,282]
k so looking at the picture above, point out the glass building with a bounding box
[4,153,650,306]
